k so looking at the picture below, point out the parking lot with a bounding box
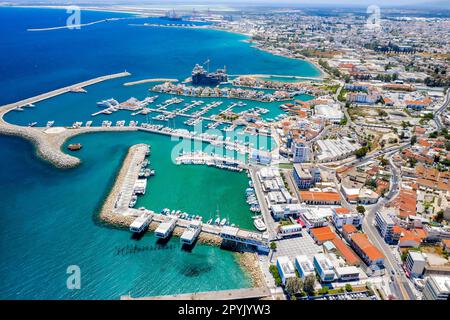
[270,231,322,262]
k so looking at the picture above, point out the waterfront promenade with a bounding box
[120,287,271,300]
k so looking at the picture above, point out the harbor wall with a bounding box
[0,72,132,169]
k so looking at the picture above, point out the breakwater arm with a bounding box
[0,72,132,169]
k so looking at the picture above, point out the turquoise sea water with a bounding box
[0,7,321,299]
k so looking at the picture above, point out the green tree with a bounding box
[435,210,444,223]
[357,205,366,214]
[318,286,329,295]
[355,147,369,158]
[303,274,316,296]
[410,135,417,145]
[285,277,303,297]
[345,284,353,292]
[270,242,277,250]
[269,265,282,287]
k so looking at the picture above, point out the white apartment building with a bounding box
[294,255,315,280]
[276,256,296,285]
[331,208,362,229]
[292,139,310,163]
[405,251,426,278]
[422,276,450,300]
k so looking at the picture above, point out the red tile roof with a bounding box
[351,233,384,262]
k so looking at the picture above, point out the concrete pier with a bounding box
[0,72,132,168]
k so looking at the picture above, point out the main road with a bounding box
[361,151,416,300]
[434,91,450,130]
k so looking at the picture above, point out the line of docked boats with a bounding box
[129,145,153,208]
[245,187,261,213]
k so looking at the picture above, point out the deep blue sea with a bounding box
[0,6,320,299]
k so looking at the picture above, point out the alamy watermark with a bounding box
[66,265,81,290]
[366,5,381,32]
[66,6,81,30]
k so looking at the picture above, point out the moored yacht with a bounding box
[253,216,267,232]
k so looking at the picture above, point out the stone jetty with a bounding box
[0,72,132,169]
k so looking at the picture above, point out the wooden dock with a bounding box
[120,287,271,300]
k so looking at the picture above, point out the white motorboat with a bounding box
[253,216,267,232]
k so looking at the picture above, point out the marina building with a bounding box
[294,255,315,280]
[279,224,303,238]
[155,216,178,239]
[129,213,152,234]
[422,276,450,300]
[313,253,336,283]
[220,226,269,253]
[180,220,202,246]
[405,251,426,278]
[271,203,303,220]
[276,256,297,285]
[292,164,321,189]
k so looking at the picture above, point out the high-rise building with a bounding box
[375,210,399,244]
[292,138,310,163]
[405,251,426,278]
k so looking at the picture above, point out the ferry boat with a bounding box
[129,213,152,233]
[253,216,267,232]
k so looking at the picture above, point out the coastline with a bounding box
[208,26,327,79]
[236,251,267,289]
[2,4,326,79]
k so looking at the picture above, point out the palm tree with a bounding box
[269,242,277,262]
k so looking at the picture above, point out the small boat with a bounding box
[220,218,227,227]
[67,143,82,151]
[214,217,221,225]
[253,216,267,232]
[28,122,37,127]
[206,218,213,224]
[129,195,138,208]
